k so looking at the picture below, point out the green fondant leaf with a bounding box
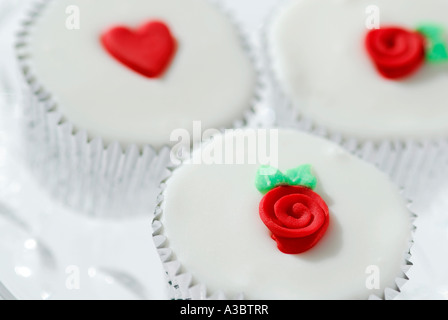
[417,24,444,40]
[255,166,288,194]
[284,164,317,190]
[428,42,448,61]
[255,164,318,194]
[417,24,448,63]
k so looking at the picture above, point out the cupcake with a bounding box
[15,0,258,216]
[152,129,414,300]
[266,0,448,143]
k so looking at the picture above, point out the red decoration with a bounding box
[101,21,177,79]
[365,27,426,80]
[259,186,330,254]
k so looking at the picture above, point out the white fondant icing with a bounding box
[161,129,411,300]
[269,0,448,141]
[27,0,256,148]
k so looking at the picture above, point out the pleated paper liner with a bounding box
[14,0,263,218]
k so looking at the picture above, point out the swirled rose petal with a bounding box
[259,186,330,254]
[365,27,425,80]
[275,200,313,229]
[272,194,325,236]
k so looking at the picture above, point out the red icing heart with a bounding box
[365,26,426,80]
[101,21,177,79]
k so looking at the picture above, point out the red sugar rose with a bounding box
[259,185,330,254]
[365,26,426,80]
